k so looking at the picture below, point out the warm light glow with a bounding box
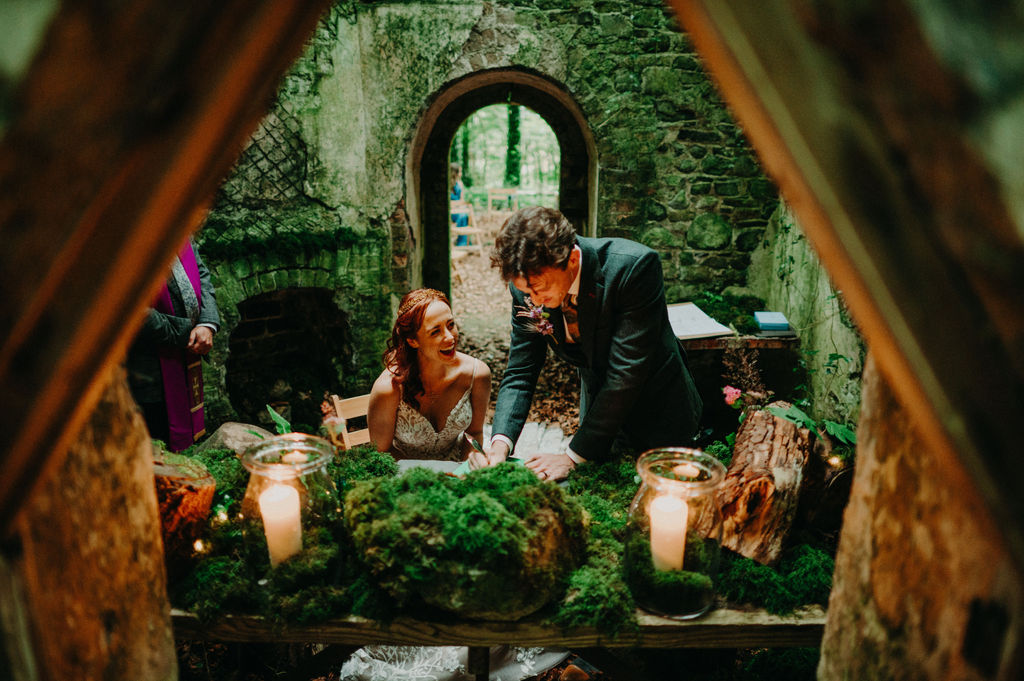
[282,450,307,464]
[217,510,228,523]
[673,462,700,478]
[259,484,303,567]
[828,456,841,467]
[649,494,688,571]
[193,539,205,552]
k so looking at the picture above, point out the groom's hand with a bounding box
[524,453,575,482]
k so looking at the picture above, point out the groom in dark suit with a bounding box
[472,206,702,481]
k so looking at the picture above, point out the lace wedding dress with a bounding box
[342,362,567,680]
[391,381,473,461]
[340,644,568,681]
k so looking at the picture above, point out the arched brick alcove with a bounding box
[202,246,390,428]
[409,68,597,295]
[226,288,352,429]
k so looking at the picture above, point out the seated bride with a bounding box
[368,287,489,462]
[345,288,566,681]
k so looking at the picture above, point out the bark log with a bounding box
[153,449,216,581]
[16,368,177,681]
[711,402,815,565]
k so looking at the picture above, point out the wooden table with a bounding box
[171,606,825,648]
[172,606,826,679]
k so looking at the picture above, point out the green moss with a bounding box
[345,464,587,620]
[691,290,763,334]
[623,532,715,615]
[169,452,830,632]
[717,544,833,614]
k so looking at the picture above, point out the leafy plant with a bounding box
[766,404,857,446]
[266,404,292,435]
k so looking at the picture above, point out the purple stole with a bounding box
[154,241,205,451]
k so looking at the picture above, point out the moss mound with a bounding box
[345,463,588,620]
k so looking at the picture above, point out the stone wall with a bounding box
[196,0,796,423]
[748,203,865,422]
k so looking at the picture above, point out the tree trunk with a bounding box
[16,368,177,681]
[504,104,521,188]
[708,402,816,565]
[460,123,472,187]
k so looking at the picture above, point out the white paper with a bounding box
[667,302,733,340]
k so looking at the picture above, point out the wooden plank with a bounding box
[667,0,1024,570]
[0,0,333,535]
[171,606,825,649]
[679,336,798,351]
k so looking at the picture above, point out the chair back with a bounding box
[329,393,371,450]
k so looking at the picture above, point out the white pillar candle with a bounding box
[259,484,303,567]
[282,450,307,464]
[649,494,689,571]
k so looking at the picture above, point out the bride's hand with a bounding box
[469,441,508,470]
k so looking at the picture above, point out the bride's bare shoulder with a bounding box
[371,368,401,399]
[457,352,490,380]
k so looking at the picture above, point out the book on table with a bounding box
[754,311,797,337]
[667,302,733,340]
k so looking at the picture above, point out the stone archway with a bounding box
[409,68,597,295]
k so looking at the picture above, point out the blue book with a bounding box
[754,311,790,331]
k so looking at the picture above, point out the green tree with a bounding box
[504,104,521,187]
[460,122,472,187]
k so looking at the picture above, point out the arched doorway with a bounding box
[409,68,597,295]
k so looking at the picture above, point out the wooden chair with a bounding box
[450,200,485,258]
[328,393,371,450]
[486,187,519,216]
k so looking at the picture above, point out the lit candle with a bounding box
[282,450,307,464]
[673,462,700,479]
[259,484,303,567]
[649,494,688,571]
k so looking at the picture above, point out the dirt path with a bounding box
[450,215,579,436]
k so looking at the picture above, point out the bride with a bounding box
[368,287,489,461]
[349,288,566,681]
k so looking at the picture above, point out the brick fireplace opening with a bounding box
[226,288,353,430]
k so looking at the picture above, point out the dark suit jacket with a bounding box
[492,237,702,461]
[125,247,220,404]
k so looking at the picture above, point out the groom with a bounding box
[473,206,702,480]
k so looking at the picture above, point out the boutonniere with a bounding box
[515,297,557,343]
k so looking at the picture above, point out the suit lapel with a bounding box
[576,238,602,364]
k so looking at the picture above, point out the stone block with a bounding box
[689,212,732,249]
[599,13,633,37]
[735,227,765,252]
[714,180,742,197]
[641,227,684,249]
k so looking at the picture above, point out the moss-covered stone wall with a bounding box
[194,0,812,424]
[748,204,865,422]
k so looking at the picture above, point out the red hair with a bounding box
[383,288,451,408]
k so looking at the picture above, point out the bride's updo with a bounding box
[383,288,451,408]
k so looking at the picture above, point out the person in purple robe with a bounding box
[125,239,220,451]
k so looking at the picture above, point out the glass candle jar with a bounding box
[624,447,726,619]
[240,433,339,567]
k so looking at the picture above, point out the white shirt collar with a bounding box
[567,245,582,300]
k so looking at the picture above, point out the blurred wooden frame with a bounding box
[329,393,371,450]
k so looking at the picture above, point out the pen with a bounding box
[463,432,485,453]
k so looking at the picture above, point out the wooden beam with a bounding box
[0,0,332,534]
[666,0,1024,570]
[171,606,826,649]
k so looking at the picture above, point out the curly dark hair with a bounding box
[490,206,576,281]
[382,288,450,408]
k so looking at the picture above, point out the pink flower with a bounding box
[515,302,557,343]
[722,385,742,405]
